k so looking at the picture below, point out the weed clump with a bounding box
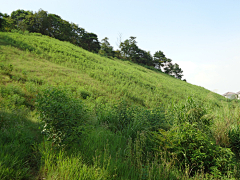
[152,97,236,177]
[228,125,240,158]
[35,86,88,148]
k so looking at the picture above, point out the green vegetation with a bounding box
[0,32,240,179]
[0,9,184,79]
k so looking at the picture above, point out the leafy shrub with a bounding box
[124,106,169,139]
[35,87,87,147]
[228,125,240,157]
[152,123,235,176]
[95,98,170,141]
[173,97,213,132]
[152,98,235,176]
[113,99,136,131]
[25,82,38,94]
[95,99,135,133]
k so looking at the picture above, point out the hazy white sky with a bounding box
[1,0,240,94]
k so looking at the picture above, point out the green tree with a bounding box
[11,9,32,24]
[81,32,101,53]
[45,13,62,38]
[163,59,174,75]
[0,12,5,30]
[153,51,184,79]
[1,14,14,32]
[119,36,154,66]
[135,49,154,66]
[172,63,183,79]
[58,19,72,41]
[99,37,114,57]
[10,9,33,31]
[153,51,168,69]
[69,23,85,45]
[113,49,122,59]
[120,36,139,61]
[33,9,49,35]
[163,60,184,80]
[46,13,78,43]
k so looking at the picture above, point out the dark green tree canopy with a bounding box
[81,32,100,53]
[120,36,153,66]
[153,51,168,69]
[1,9,101,53]
[99,37,114,57]
[120,36,138,60]
[135,49,154,66]
[163,60,183,80]
[10,9,32,24]
[172,63,183,79]
[0,12,5,29]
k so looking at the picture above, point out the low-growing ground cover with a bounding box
[0,32,239,179]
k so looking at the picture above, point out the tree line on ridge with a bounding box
[0,9,184,80]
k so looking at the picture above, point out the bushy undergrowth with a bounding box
[35,91,238,179]
[151,98,237,178]
[0,85,239,179]
[35,87,88,148]
[153,123,235,177]
[94,98,170,139]
[229,125,240,158]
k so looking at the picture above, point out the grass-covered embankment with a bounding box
[0,32,240,179]
[0,32,225,107]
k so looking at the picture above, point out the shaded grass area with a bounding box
[0,109,41,179]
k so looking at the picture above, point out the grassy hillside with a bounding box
[0,32,225,108]
[0,32,239,180]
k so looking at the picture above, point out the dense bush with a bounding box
[124,106,170,139]
[152,97,235,176]
[94,99,136,132]
[228,125,240,157]
[153,122,235,177]
[35,87,87,147]
[95,99,169,139]
[173,97,213,132]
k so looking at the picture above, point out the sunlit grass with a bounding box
[0,32,226,108]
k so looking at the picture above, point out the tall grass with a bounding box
[0,108,41,179]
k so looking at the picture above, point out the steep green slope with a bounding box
[0,32,225,108]
[1,32,239,180]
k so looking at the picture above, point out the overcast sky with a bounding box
[1,0,240,94]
